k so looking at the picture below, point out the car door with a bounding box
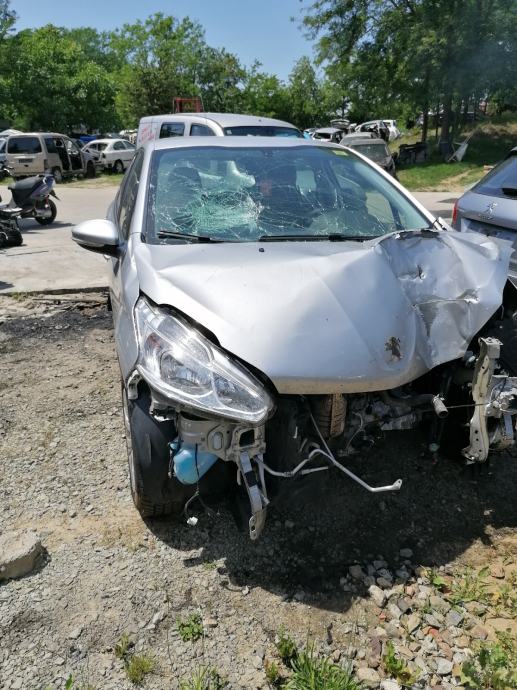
[109,149,145,375]
[119,140,136,165]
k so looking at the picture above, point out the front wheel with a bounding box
[51,167,63,184]
[113,159,124,174]
[35,199,57,226]
[122,384,191,518]
[85,161,95,178]
[0,225,22,247]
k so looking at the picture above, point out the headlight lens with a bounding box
[134,297,274,424]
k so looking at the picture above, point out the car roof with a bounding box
[149,136,339,152]
[140,112,298,129]
[346,138,387,146]
[314,127,341,134]
[85,138,126,145]
[7,132,69,138]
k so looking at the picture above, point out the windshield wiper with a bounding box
[258,233,380,242]
[157,230,223,243]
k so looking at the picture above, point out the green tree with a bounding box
[287,56,327,128]
[241,62,291,120]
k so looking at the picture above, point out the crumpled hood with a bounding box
[134,231,511,394]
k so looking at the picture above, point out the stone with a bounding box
[373,560,388,570]
[205,617,218,628]
[368,584,387,608]
[470,625,488,640]
[430,595,450,614]
[406,613,421,633]
[455,635,470,649]
[446,609,463,628]
[381,680,401,690]
[399,548,413,559]
[490,563,505,579]
[425,612,444,628]
[0,531,42,580]
[68,627,82,640]
[387,603,402,620]
[436,658,453,676]
[385,621,401,638]
[349,564,365,579]
[397,597,412,614]
[332,649,341,662]
[377,577,392,589]
[356,667,380,688]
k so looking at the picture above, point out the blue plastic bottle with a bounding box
[171,443,218,485]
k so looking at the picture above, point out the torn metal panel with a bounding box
[136,230,512,394]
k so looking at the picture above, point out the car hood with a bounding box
[134,230,511,394]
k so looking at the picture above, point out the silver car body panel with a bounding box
[108,138,511,394]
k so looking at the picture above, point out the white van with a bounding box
[6,132,97,181]
[136,113,302,148]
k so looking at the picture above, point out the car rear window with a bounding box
[7,136,42,154]
[350,143,390,162]
[223,126,303,138]
[474,155,517,198]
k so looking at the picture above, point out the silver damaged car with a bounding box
[73,137,517,539]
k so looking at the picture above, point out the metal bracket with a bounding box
[237,451,269,540]
[126,370,141,400]
[463,337,517,463]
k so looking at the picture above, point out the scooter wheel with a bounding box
[35,199,57,226]
[0,228,22,247]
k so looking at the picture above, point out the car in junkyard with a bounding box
[73,137,517,540]
[453,147,517,279]
[82,138,136,174]
[342,136,397,177]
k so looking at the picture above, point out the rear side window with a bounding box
[190,124,216,136]
[474,156,517,198]
[7,136,42,154]
[113,141,125,150]
[160,123,185,138]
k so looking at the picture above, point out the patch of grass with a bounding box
[382,640,420,687]
[448,567,490,607]
[265,659,283,688]
[115,632,132,660]
[460,632,517,690]
[180,667,228,690]
[177,612,204,642]
[125,654,155,684]
[285,643,361,690]
[427,568,449,592]
[276,627,299,667]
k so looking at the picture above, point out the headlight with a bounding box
[134,297,274,424]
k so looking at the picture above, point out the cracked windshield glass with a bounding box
[147,146,430,242]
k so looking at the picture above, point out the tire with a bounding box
[113,159,124,174]
[85,161,95,179]
[0,225,22,247]
[51,167,63,184]
[122,384,191,518]
[35,199,57,226]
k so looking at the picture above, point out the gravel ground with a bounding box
[0,293,516,690]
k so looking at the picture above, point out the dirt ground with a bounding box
[0,293,516,689]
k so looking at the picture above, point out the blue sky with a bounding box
[13,0,316,81]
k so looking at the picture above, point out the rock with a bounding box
[284,520,294,529]
[332,649,341,662]
[368,584,387,608]
[406,613,421,633]
[436,658,453,676]
[378,568,393,581]
[381,680,402,690]
[68,627,83,640]
[0,531,42,580]
[397,597,412,614]
[373,560,388,570]
[470,625,488,640]
[385,621,401,638]
[356,667,380,688]
[425,612,444,628]
[387,603,402,620]
[399,548,413,559]
[205,617,218,628]
[252,655,263,670]
[377,577,392,589]
[364,575,376,588]
[430,595,450,614]
[349,564,365,579]
[490,563,505,579]
[445,609,463,627]
[455,635,470,649]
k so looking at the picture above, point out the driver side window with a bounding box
[117,150,144,239]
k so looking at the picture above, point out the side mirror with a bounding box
[72,219,120,257]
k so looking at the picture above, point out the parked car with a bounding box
[0,139,7,179]
[355,120,392,141]
[342,136,397,176]
[382,119,401,140]
[82,138,136,174]
[312,127,346,143]
[5,132,96,181]
[137,113,302,147]
[453,147,517,278]
[73,136,517,540]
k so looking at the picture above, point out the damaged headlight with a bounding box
[134,297,274,424]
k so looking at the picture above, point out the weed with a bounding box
[427,568,449,592]
[276,627,299,667]
[492,583,517,618]
[125,654,155,684]
[382,640,420,687]
[448,567,490,607]
[45,675,96,690]
[460,632,517,690]
[285,643,360,690]
[115,632,132,660]
[177,613,204,642]
[180,666,228,690]
[203,561,217,571]
[265,659,283,688]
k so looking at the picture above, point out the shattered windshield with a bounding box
[147,145,430,243]
[350,143,390,163]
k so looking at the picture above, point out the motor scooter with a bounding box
[0,166,58,248]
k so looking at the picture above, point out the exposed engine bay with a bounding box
[129,311,517,540]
